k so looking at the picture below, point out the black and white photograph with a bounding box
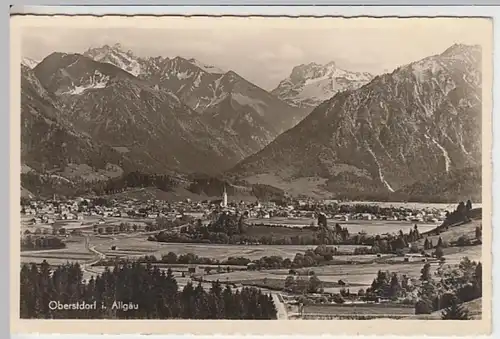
[13,14,491,331]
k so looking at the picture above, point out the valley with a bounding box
[19,38,484,322]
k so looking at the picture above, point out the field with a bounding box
[196,255,444,294]
[248,217,438,235]
[93,236,319,260]
[301,304,415,319]
[302,303,415,317]
[20,233,320,266]
[418,219,481,247]
[20,236,96,265]
[341,201,481,210]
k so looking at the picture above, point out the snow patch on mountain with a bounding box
[177,70,192,80]
[188,58,224,74]
[63,71,110,95]
[191,73,203,88]
[22,57,40,69]
[232,93,268,116]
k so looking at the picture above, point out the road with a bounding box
[272,293,288,320]
[81,236,106,278]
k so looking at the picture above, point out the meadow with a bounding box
[301,303,415,318]
[247,217,438,235]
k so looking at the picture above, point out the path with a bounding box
[81,236,107,278]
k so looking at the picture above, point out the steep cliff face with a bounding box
[33,53,253,174]
[272,61,374,108]
[232,44,482,196]
[21,64,131,175]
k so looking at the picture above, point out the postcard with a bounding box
[10,13,492,335]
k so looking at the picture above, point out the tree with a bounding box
[466,200,472,211]
[434,246,444,259]
[317,213,327,229]
[162,252,178,264]
[441,297,470,320]
[475,226,482,242]
[389,273,401,298]
[420,263,432,282]
[457,201,466,215]
[284,276,296,292]
[415,299,433,314]
[308,275,322,293]
[474,262,482,293]
[456,235,470,247]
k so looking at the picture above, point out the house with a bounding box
[360,213,373,221]
[187,264,204,275]
[333,214,349,221]
[23,208,34,215]
[41,214,55,224]
[147,213,159,219]
[246,263,257,270]
[404,253,424,262]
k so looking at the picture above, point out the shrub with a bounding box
[456,235,471,247]
[332,294,346,304]
[415,299,433,314]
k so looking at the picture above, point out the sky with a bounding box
[20,17,491,90]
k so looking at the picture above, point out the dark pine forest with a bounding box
[20,261,277,319]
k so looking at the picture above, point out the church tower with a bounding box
[222,185,228,208]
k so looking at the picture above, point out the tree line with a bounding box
[21,170,178,199]
[94,242,397,276]
[20,261,277,319]
[93,171,177,195]
[21,235,66,251]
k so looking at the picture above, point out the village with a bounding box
[21,189,450,233]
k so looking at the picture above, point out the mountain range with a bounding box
[83,44,309,133]
[231,44,482,199]
[20,43,482,201]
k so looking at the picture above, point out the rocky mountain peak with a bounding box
[272,60,374,108]
[83,43,143,76]
[21,57,40,69]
